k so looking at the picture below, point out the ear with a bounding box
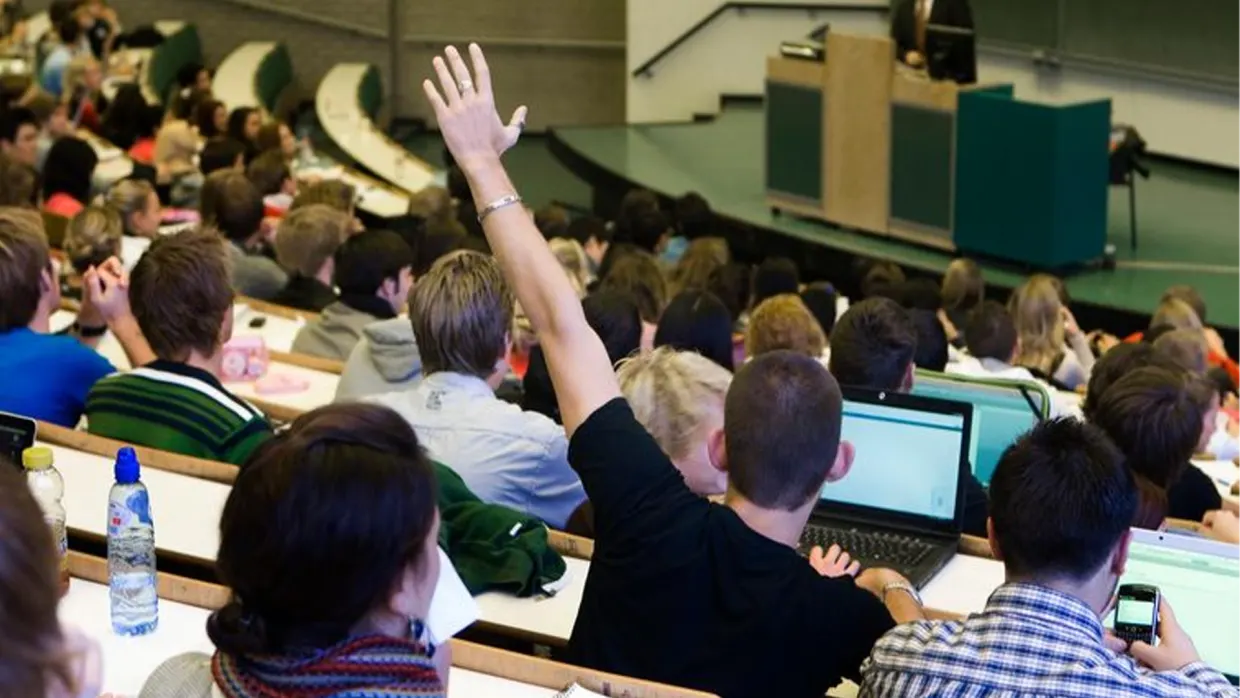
[1110,528,1133,576]
[219,304,235,345]
[707,427,727,474]
[824,439,854,483]
[987,518,1004,561]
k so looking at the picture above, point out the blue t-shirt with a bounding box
[39,45,73,96]
[0,328,114,427]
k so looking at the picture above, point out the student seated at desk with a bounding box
[226,106,260,164]
[745,293,827,363]
[1009,274,1094,391]
[105,178,161,269]
[655,290,734,371]
[193,98,226,141]
[60,205,121,298]
[199,137,245,177]
[270,203,349,312]
[829,298,990,537]
[254,120,298,164]
[41,136,96,218]
[246,149,296,217]
[1154,330,1240,461]
[0,151,39,208]
[365,249,586,530]
[419,45,920,697]
[597,248,666,351]
[152,120,202,208]
[0,106,40,168]
[938,257,985,349]
[292,229,412,361]
[141,403,448,698]
[61,53,105,134]
[200,170,287,300]
[1126,285,1239,389]
[39,15,87,97]
[0,462,103,698]
[860,418,1236,697]
[0,208,147,426]
[84,228,272,465]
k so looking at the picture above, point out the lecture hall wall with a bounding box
[627,0,1239,168]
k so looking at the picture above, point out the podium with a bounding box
[765,32,1112,269]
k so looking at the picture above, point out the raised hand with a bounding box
[421,44,528,170]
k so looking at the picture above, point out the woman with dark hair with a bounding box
[41,136,97,217]
[99,82,145,150]
[140,402,447,698]
[655,290,735,371]
[255,121,297,162]
[193,97,226,139]
[226,106,261,162]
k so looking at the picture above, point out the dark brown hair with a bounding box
[0,208,49,332]
[200,171,263,243]
[131,228,233,361]
[245,149,291,197]
[0,154,37,208]
[599,249,667,324]
[292,180,356,215]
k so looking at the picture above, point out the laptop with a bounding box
[1107,529,1239,685]
[799,388,972,588]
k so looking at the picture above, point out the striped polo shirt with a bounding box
[84,360,273,466]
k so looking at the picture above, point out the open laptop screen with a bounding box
[1110,530,1239,683]
[819,391,967,523]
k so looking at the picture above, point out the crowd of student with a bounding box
[0,37,1237,698]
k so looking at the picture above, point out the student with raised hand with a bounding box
[422,43,920,697]
[365,249,587,530]
[84,228,272,465]
[140,403,448,698]
[861,418,1237,697]
[829,298,990,537]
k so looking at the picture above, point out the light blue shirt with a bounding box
[39,44,73,96]
[366,371,587,529]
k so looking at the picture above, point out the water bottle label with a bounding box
[108,489,153,536]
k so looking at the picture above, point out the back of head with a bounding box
[1149,297,1203,332]
[210,402,437,654]
[618,347,732,461]
[567,215,609,249]
[1082,342,1179,420]
[131,228,233,361]
[670,236,729,295]
[0,462,71,696]
[153,119,197,168]
[246,149,290,197]
[909,309,948,372]
[411,229,467,278]
[1161,285,1206,325]
[406,185,452,225]
[828,297,916,391]
[409,250,513,378]
[333,229,414,296]
[941,257,984,311]
[106,178,155,228]
[965,300,1017,362]
[990,418,1135,581]
[199,138,245,177]
[0,208,48,332]
[582,289,642,366]
[745,294,825,360]
[674,192,712,240]
[274,204,351,278]
[799,282,838,338]
[1153,329,1209,375]
[706,262,751,326]
[63,205,122,274]
[291,179,356,215]
[860,260,905,300]
[726,351,843,510]
[534,204,570,241]
[598,248,667,324]
[750,256,799,309]
[1089,366,1205,490]
[253,122,285,155]
[898,277,941,311]
[0,106,36,145]
[0,154,37,208]
[201,171,262,243]
[24,94,58,129]
[42,136,97,202]
[655,290,735,370]
[614,188,659,239]
[626,208,671,253]
[1008,274,1066,374]
[548,237,590,297]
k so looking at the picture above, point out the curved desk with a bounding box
[143,21,200,104]
[213,40,288,114]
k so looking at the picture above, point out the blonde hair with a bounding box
[1008,274,1066,375]
[153,120,198,177]
[105,179,155,232]
[1150,298,1203,331]
[409,250,514,378]
[941,257,984,311]
[63,206,122,274]
[617,347,731,462]
[745,294,825,359]
[407,186,453,226]
[670,237,729,295]
[548,237,589,297]
[1153,329,1208,375]
[274,204,351,277]
[60,55,98,102]
[291,180,356,214]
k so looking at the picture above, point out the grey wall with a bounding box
[32,0,626,128]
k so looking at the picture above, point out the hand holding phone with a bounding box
[1125,596,1205,672]
[1114,583,1160,646]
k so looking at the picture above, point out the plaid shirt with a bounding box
[860,582,1238,698]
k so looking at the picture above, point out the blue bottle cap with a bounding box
[114,447,140,484]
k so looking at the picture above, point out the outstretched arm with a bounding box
[421,45,618,436]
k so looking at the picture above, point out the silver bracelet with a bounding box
[477,193,523,223]
[882,581,923,606]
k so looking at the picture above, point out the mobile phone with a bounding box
[248,316,268,329]
[1114,583,1160,645]
[0,411,37,471]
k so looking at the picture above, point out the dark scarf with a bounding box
[339,292,398,320]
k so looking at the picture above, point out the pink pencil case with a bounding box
[255,373,310,395]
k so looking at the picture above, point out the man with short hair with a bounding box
[861,418,1235,697]
[366,249,586,528]
[247,149,296,216]
[419,46,921,697]
[0,107,40,167]
[291,229,413,361]
[829,297,990,535]
[270,203,349,312]
[200,137,246,177]
[201,170,288,299]
[84,229,272,464]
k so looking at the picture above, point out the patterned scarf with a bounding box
[211,635,444,698]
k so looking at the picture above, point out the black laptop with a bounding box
[799,387,973,588]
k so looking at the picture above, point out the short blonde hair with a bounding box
[409,250,514,378]
[1150,298,1203,331]
[745,294,825,358]
[105,179,155,231]
[274,204,351,277]
[60,55,98,102]
[63,205,122,274]
[617,347,731,461]
[548,237,589,297]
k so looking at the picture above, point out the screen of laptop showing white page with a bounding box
[819,397,966,521]
[1108,531,1239,681]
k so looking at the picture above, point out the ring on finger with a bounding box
[458,79,474,93]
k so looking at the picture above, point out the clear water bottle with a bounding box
[107,447,158,636]
[23,446,69,597]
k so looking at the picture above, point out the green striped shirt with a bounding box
[85,360,272,466]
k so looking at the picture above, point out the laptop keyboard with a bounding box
[800,525,936,569]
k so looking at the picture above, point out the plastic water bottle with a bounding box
[107,447,158,636]
[23,446,69,597]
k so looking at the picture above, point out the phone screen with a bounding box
[0,412,36,470]
[1116,598,1156,627]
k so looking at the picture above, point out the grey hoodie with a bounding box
[334,316,423,402]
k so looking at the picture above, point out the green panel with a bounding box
[255,44,293,113]
[890,104,954,232]
[764,81,822,203]
[1048,100,1111,265]
[147,24,202,103]
[971,0,1058,49]
[359,66,383,119]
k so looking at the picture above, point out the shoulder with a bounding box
[138,652,215,698]
[868,618,962,665]
[41,336,113,375]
